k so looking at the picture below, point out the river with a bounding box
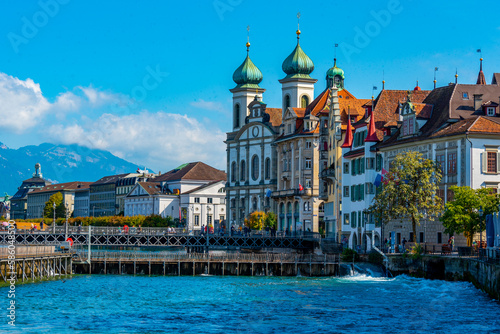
[1,274,499,333]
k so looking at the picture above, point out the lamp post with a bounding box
[479,206,483,248]
[53,201,56,233]
[65,202,69,239]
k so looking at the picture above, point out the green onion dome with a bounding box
[282,30,314,79]
[232,43,263,89]
[326,58,344,80]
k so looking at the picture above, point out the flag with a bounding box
[373,86,378,90]
[434,67,438,71]
[374,174,382,187]
[265,189,272,197]
[477,49,482,53]
[299,184,304,191]
[334,43,338,47]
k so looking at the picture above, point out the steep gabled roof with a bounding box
[153,162,226,183]
[91,173,130,186]
[430,116,500,138]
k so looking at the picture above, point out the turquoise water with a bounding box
[1,274,500,333]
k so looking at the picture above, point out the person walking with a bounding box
[450,236,455,252]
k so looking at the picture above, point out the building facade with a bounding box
[10,163,51,219]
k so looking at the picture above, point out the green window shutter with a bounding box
[351,160,355,176]
[376,154,382,172]
[361,158,365,174]
[351,212,356,228]
[351,185,354,201]
[361,184,365,200]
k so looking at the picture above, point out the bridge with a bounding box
[0,226,320,250]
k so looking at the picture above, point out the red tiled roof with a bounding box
[136,182,164,195]
[265,108,282,126]
[31,182,93,194]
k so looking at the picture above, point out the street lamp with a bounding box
[479,206,484,248]
[53,201,56,233]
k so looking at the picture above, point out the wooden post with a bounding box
[149,261,151,276]
[134,260,136,275]
[178,261,180,276]
[295,256,298,276]
[104,258,107,275]
[119,260,121,275]
[222,262,224,276]
[193,261,195,276]
[22,260,25,282]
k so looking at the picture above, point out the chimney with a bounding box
[473,94,483,112]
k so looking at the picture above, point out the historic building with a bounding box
[124,162,226,231]
[27,181,92,219]
[10,163,51,219]
[225,40,281,228]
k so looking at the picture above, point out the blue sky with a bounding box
[0,0,499,172]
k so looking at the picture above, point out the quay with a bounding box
[72,251,341,277]
[0,246,72,284]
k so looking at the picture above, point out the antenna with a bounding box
[296,12,301,40]
[434,67,438,89]
[246,25,250,54]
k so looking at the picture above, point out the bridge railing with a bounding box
[2,226,322,240]
[74,250,339,263]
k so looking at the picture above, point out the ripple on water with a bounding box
[0,274,499,333]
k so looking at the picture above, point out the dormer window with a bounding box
[402,115,415,136]
[487,107,495,116]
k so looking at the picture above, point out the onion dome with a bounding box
[282,30,314,79]
[232,42,263,89]
[326,58,345,80]
[414,80,421,91]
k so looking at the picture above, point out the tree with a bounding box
[440,186,499,246]
[43,192,67,219]
[263,212,277,229]
[245,211,266,230]
[368,151,443,243]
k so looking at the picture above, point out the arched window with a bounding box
[284,95,290,109]
[280,203,285,214]
[294,201,300,213]
[252,196,258,211]
[234,104,240,128]
[265,158,270,180]
[251,155,259,181]
[287,202,292,213]
[303,201,310,211]
[231,162,236,182]
[301,95,309,108]
[240,160,246,181]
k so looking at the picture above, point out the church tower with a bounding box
[230,35,265,131]
[279,17,316,115]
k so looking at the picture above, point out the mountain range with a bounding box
[0,142,141,196]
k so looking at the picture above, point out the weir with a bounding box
[72,251,341,277]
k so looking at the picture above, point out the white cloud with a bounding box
[0,73,51,132]
[46,111,227,171]
[0,72,227,171]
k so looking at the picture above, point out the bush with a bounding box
[410,243,424,260]
[368,250,384,265]
[341,248,360,262]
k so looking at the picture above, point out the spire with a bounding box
[433,67,438,89]
[232,27,263,89]
[414,80,421,91]
[365,111,378,142]
[455,69,458,84]
[281,13,314,79]
[477,58,486,85]
[382,80,385,90]
[341,108,353,148]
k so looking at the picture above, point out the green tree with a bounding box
[368,151,443,243]
[440,186,499,246]
[263,212,277,229]
[43,192,67,219]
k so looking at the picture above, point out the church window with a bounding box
[301,95,309,108]
[234,104,240,128]
[231,162,236,182]
[251,155,259,181]
[284,95,290,109]
[240,160,246,181]
[265,158,270,180]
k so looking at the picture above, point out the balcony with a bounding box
[271,188,314,198]
[320,168,336,182]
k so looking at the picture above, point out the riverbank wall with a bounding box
[387,255,500,300]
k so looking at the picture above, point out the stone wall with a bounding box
[387,255,500,300]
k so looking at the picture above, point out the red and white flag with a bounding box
[299,184,304,191]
